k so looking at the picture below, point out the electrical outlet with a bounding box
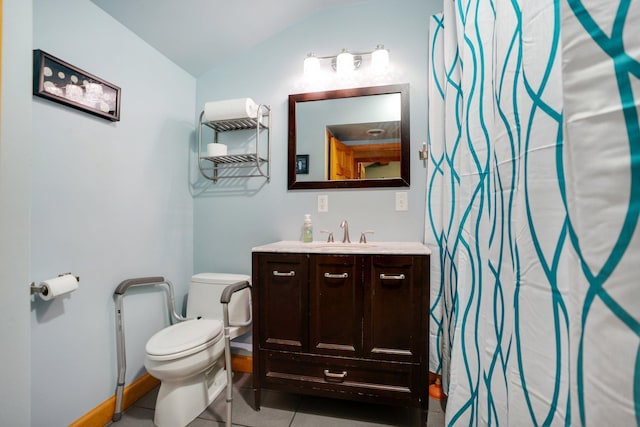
[395,192,408,211]
[318,195,329,212]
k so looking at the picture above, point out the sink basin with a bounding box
[252,241,431,255]
[310,242,377,249]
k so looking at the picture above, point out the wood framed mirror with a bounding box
[288,84,410,190]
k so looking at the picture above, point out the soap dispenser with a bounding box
[302,214,313,243]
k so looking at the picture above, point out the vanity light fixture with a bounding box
[371,44,390,72]
[303,45,389,76]
[336,49,355,74]
[304,53,321,76]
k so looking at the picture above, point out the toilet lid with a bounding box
[145,318,223,357]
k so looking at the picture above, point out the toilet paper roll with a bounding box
[207,143,227,157]
[39,274,79,301]
[203,98,258,122]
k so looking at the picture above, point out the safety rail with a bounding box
[112,277,185,422]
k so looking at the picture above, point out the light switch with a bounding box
[318,195,329,212]
[395,192,408,211]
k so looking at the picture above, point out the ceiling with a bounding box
[90,0,365,77]
[327,121,400,142]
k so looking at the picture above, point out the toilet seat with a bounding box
[146,319,223,361]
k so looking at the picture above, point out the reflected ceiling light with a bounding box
[303,45,390,76]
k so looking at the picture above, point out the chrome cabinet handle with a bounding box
[323,370,347,380]
[324,272,348,279]
[272,270,295,277]
[380,273,405,280]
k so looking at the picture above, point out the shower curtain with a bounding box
[425,1,639,425]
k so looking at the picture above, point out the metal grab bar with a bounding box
[221,280,252,427]
[220,280,252,327]
[112,277,186,422]
[114,276,164,294]
[114,276,185,324]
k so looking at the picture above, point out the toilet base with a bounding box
[153,359,228,427]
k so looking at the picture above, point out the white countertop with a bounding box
[252,240,431,255]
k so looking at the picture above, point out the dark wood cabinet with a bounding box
[310,254,362,358]
[255,253,308,352]
[252,244,430,423]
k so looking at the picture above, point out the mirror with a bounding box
[288,84,410,189]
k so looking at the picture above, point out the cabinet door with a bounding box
[255,253,308,352]
[364,255,427,362]
[310,255,363,357]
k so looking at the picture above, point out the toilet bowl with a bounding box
[143,273,251,427]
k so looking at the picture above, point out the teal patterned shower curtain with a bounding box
[426,0,639,425]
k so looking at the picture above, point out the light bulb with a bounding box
[371,45,389,72]
[336,49,354,74]
[304,53,320,76]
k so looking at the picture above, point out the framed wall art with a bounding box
[33,49,121,121]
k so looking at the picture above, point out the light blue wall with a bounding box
[194,0,439,274]
[30,0,195,425]
[0,0,33,425]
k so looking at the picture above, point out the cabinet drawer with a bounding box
[261,350,419,403]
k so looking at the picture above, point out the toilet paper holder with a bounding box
[30,272,80,296]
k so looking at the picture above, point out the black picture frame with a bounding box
[296,154,309,174]
[33,49,121,122]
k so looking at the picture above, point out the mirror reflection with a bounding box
[327,120,400,180]
[288,84,410,190]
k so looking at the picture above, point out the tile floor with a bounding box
[107,373,446,427]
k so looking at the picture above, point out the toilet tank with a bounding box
[186,273,251,324]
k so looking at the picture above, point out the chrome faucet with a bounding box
[340,220,351,243]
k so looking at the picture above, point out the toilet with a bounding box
[144,273,251,427]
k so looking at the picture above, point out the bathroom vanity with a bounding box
[251,241,431,422]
